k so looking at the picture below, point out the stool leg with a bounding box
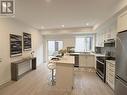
[52,69,54,85]
[48,69,56,86]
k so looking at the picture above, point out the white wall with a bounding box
[0,18,43,85]
[95,0,127,46]
[114,0,127,13]
[43,34,75,62]
[95,0,127,47]
[44,35,75,48]
[43,34,95,62]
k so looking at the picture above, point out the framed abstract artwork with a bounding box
[10,34,22,57]
[23,32,32,51]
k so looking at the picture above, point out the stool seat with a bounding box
[48,63,56,70]
[47,62,56,86]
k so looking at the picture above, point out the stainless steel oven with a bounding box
[96,56,115,82]
[96,56,106,82]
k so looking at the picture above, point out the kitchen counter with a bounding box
[50,55,74,93]
[93,53,105,57]
[68,52,105,57]
[106,60,115,90]
[51,55,74,65]
[68,52,106,68]
[69,52,94,56]
[69,53,96,68]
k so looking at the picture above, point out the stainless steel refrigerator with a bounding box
[115,31,127,95]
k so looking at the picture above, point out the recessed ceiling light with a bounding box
[41,26,45,29]
[86,23,89,26]
[61,25,65,27]
[45,0,51,3]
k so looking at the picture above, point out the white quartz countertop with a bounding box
[68,52,94,56]
[50,56,74,65]
[93,53,105,57]
[68,52,105,57]
[68,53,80,55]
[106,60,116,65]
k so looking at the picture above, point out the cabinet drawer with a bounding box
[109,64,115,68]
[107,73,115,80]
[109,78,114,84]
[108,79,115,89]
[108,68,115,73]
[108,65,115,70]
[108,73,115,79]
[106,61,115,90]
[107,65,114,69]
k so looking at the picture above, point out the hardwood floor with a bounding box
[0,63,114,95]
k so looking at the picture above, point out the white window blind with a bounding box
[48,41,63,56]
[75,36,94,52]
[75,37,85,52]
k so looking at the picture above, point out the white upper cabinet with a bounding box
[110,25,117,39]
[117,11,127,32]
[96,28,116,47]
[96,32,104,47]
[96,18,117,47]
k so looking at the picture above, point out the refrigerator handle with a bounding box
[116,75,127,85]
[116,76,119,79]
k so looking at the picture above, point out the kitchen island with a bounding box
[69,52,96,68]
[51,55,74,94]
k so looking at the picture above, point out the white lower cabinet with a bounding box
[79,55,87,67]
[87,55,95,67]
[79,55,95,68]
[106,60,115,90]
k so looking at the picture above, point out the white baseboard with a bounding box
[0,79,11,87]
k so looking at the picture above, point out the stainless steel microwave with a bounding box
[104,39,115,47]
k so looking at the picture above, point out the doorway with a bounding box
[47,41,63,60]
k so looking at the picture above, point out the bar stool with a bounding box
[48,62,56,86]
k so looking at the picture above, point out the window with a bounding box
[75,36,94,52]
[48,41,63,56]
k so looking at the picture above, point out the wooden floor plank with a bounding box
[0,63,114,95]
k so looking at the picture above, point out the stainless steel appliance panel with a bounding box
[116,32,127,81]
[115,77,127,95]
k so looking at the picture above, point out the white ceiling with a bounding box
[15,0,121,30]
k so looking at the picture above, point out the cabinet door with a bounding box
[86,55,95,67]
[100,33,104,47]
[96,33,100,47]
[84,56,87,67]
[106,62,110,83]
[79,55,86,67]
[105,30,111,41]
[110,25,117,39]
[96,33,104,47]
[106,61,115,90]
[117,11,127,32]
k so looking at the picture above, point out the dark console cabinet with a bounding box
[69,54,79,67]
[32,58,36,69]
[11,57,36,81]
[75,55,79,67]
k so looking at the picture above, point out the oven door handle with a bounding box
[96,60,104,64]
